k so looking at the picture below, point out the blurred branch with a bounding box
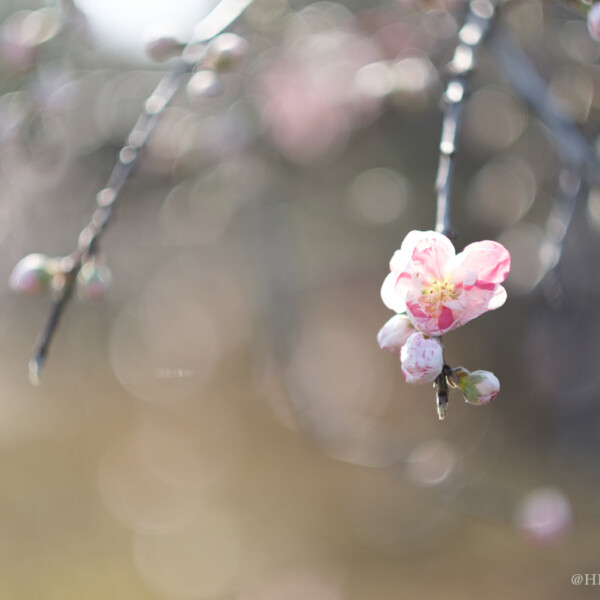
[539,169,581,307]
[434,0,499,240]
[487,30,600,305]
[487,30,600,186]
[28,0,253,384]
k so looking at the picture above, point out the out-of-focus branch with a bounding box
[539,168,581,306]
[434,0,499,240]
[487,30,600,304]
[28,0,253,384]
[487,30,600,187]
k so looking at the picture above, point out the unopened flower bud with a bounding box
[377,313,414,355]
[457,369,500,405]
[589,3,600,42]
[204,33,249,72]
[400,332,443,384]
[144,34,184,62]
[9,253,52,294]
[187,69,222,101]
[77,259,111,300]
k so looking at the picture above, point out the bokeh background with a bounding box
[0,0,599,598]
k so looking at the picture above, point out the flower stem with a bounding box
[434,0,499,240]
[435,372,449,420]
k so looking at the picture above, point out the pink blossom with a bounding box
[381,230,510,336]
[377,313,414,355]
[400,332,443,384]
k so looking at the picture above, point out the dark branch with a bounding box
[28,0,253,384]
[487,30,600,186]
[434,0,499,240]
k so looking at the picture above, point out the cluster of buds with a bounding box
[9,253,111,300]
[378,230,510,419]
[143,30,249,103]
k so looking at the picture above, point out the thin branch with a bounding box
[434,0,499,240]
[538,168,581,307]
[487,30,600,187]
[486,31,600,303]
[28,0,253,384]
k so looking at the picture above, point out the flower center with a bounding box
[422,277,458,313]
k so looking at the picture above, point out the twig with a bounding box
[486,30,600,303]
[487,30,600,187]
[28,0,253,384]
[435,371,449,420]
[538,168,581,307]
[434,0,499,240]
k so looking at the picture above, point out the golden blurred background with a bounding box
[0,0,598,598]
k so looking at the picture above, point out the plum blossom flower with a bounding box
[400,332,443,384]
[455,368,500,405]
[377,313,415,355]
[381,230,510,336]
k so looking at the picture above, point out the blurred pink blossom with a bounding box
[257,28,382,162]
[400,332,443,384]
[381,230,510,336]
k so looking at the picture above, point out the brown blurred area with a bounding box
[0,0,599,598]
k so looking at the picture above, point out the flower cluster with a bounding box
[378,230,510,418]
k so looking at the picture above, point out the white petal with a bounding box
[488,285,507,310]
[381,272,406,313]
[377,314,414,355]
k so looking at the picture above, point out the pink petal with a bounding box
[408,231,456,283]
[381,272,407,313]
[438,305,454,332]
[453,240,510,287]
[487,285,507,310]
[405,299,447,337]
[400,332,444,384]
[377,314,414,355]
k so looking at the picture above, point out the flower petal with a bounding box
[454,240,510,287]
[377,314,414,355]
[400,332,444,384]
[487,284,507,310]
[407,230,456,283]
[381,272,407,313]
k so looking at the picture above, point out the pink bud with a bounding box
[459,369,500,405]
[377,313,414,355]
[400,332,443,384]
[76,260,111,300]
[9,253,52,294]
[589,4,600,42]
[144,35,184,63]
[204,33,249,72]
[187,70,222,101]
